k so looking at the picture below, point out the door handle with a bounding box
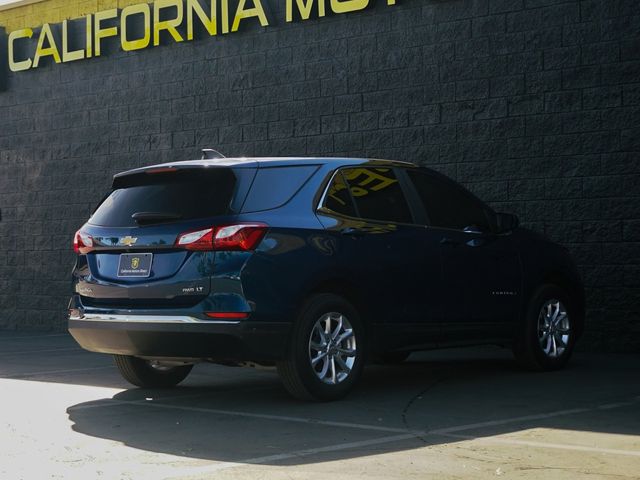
[341,227,365,237]
[462,226,488,247]
[466,238,485,247]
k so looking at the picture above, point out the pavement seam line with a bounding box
[438,432,640,457]
[111,399,422,434]
[77,394,640,442]
[161,432,421,479]
[427,407,593,435]
[152,396,640,478]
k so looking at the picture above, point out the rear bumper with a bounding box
[68,315,291,361]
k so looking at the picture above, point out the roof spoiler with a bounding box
[201,149,225,160]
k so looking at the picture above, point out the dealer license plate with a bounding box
[117,253,153,278]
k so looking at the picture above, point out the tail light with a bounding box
[73,230,94,254]
[175,227,214,251]
[176,224,268,251]
[214,224,269,251]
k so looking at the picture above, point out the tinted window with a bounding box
[408,170,492,231]
[343,167,412,224]
[322,171,357,217]
[242,166,318,213]
[90,168,236,227]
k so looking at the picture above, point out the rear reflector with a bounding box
[205,312,250,320]
[73,230,94,254]
[176,224,268,251]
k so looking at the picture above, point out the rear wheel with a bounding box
[513,284,576,371]
[113,355,193,388]
[277,294,365,401]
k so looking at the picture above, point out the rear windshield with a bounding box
[90,168,237,227]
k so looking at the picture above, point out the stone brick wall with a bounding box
[0,0,638,351]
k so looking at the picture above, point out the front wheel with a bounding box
[513,284,576,371]
[277,294,365,401]
[113,355,193,388]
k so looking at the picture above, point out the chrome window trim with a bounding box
[316,169,341,214]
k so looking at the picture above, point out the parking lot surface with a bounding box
[0,332,638,480]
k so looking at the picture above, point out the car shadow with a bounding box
[66,350,640,466]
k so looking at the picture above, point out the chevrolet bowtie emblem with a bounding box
[121,236,138,247]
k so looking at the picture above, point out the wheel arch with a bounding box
[304,277,374,345]
[540,270,585,338]
[307,278,369,319]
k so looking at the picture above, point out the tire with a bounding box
[113,355,193,388]
[277,294,365,401]
[513,284,576,371]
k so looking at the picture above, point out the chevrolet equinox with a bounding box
[69,156,585,401]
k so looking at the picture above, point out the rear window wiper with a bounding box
[131,212,183,224]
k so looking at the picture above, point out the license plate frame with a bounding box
[117,253,153,278]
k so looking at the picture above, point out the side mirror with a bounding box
[495,212,519,233]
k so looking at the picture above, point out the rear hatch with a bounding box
[74,165,255,309]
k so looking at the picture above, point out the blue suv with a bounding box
[69,156,585,401]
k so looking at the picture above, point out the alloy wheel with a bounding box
[308,312,357,385]
[537,299,571,358]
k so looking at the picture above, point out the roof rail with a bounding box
[201,149,226,160]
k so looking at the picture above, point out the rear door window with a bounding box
[90,168,237,227]
[407,170,493,231]
[242,165,319,213]
[342,167,413,224]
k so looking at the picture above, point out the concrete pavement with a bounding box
[0,331,638,479]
